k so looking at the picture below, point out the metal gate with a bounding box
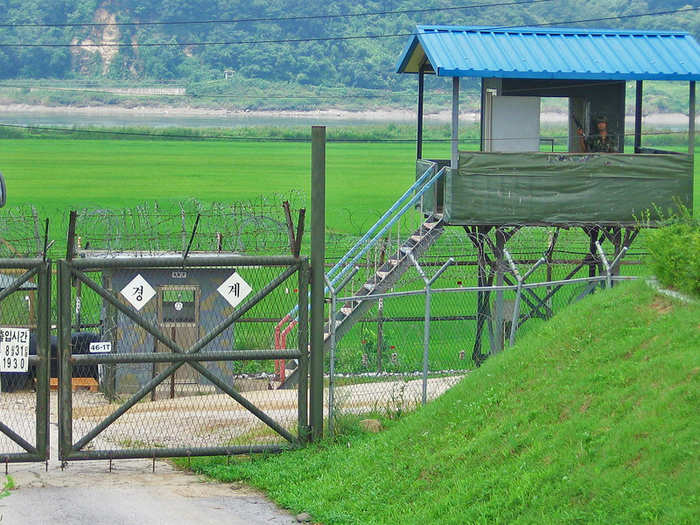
[57,255,309,461]
[0,258,50,463]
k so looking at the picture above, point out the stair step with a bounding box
[376,271,389,279]
[340,306,354,315]
[410,234,423,242]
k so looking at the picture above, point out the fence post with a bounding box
[297,259,310,443]
[505,250,546,347]
[408,254,453,405]
[310,126,326,441]
[36,260,50,460]
[324,275,336,436]
[595,241,612,289]
[57,260,73,461]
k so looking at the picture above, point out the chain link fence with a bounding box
[324,224,645,430]
[59,256,308,460]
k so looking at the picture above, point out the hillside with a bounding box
[187,280,699,524]
[0,0,698,89]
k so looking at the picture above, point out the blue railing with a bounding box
[284,161,445,321]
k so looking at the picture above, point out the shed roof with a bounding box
[396,26,700,81]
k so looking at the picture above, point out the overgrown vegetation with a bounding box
[646,205,700,297]
[186,281,700,524]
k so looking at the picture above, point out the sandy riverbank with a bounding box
[0,103,696,127]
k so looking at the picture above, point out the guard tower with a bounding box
[396,26,699,362]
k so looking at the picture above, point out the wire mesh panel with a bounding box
[58,255,308,461]
[329,292,466,421]
[0,259,50,463]
[325,223,645,427]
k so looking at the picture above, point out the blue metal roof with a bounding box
[396,26,700,81]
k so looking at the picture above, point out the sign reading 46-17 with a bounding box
[0,328,30,373]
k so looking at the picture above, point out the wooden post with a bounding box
[417,68,425,160]
[634,81,643,153]
[451,77,460,169]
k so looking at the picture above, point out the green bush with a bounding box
[646,207,700,297]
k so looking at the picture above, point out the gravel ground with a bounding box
[2,375,463,452]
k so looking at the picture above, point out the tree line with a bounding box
[0,0,697,88]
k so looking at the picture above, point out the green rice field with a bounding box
[1,138,696,234]
[1,138,442,235]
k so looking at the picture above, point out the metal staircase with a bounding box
[276,163,447,389]
[324,213,444,345]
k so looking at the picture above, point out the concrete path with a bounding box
[0,418,297,525]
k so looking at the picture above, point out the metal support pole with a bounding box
[408,254,453,405]
[451,77,460,170]
[505,250,545,347]
[634,81,643,153]
[417,68,425,160]
[494,233,505,353]
[310,126,326,441]
[57,261,73,461]
[690,81,696,164]
[297,260,310,442]
[36,261,50,460]
[324,275,336,436]
[595,241,611,289]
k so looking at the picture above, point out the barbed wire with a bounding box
[0,7,697,48]
[0,1,552,28]
[0,122,695,144]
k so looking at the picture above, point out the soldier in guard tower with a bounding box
[578,113,617,153]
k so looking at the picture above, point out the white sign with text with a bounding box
[0,328,30,373]
[217,272,252,308]
[120,274,156,311]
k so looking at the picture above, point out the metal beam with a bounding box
[417,68,425,160]
[70,255,300,270]
[64,444,295,461]
[0,421,38,455]
[451,77,460,169]
[71,349,302,365]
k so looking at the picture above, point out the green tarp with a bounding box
[440,152,693,225]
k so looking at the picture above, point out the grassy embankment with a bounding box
[184,280,699,524]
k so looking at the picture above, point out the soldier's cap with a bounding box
[593,113,608,123]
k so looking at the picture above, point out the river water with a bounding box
[0,110,410,129]
[0,108,693,130]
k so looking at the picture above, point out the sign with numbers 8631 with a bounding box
[0,328,30,372]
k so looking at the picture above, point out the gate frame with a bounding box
[0,258,50,463]
[58,255,309,462]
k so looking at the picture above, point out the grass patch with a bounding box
[186,281,700,524]
[0,475,15,499]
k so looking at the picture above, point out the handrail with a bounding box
[273,162,446,358]
[326,161,438,283]
[328,165,446,290]
[280,162,442,321]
